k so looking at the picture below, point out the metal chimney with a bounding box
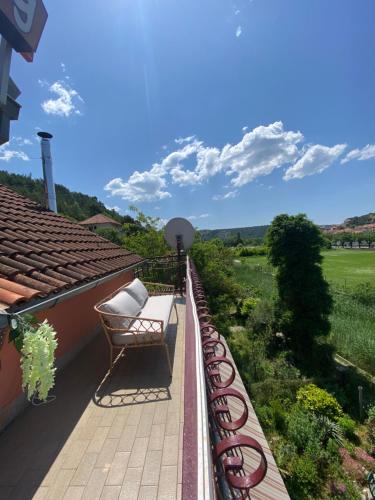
[37,131,57,213]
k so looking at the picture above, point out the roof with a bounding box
[0,184,142,311]
[78,214,121,226]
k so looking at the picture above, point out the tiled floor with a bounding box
[0,300,185,500]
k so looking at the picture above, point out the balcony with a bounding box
[0,258,289,499]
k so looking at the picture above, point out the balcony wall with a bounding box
[0,270,134,431]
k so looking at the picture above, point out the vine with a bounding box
[9,314,58,403]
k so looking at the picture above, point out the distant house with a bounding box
[0,185,142,430]
[78,214,122,231]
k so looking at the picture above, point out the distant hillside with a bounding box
[200,225,269,241]
[0,170,134,225]
[344,213,375,228]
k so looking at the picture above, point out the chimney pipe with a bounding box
[37,131,57,213]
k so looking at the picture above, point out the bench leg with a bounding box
[164,344,172,377]
[109,345,114,373]
[174,301,178,322]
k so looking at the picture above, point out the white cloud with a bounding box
[213,190,239,201]
[105,205,123,214]
[38,78,49,88]
[0,138,30,162]
[221,122,303,186]
[236,26,242,37]
[174,136,196,145]
[157,218,168,229]
[61,62,66,73]
[0,147,29,162]
[188,213,210,220]
[341,144,375,164]
[284,144,346,180]
[242,126,248,133]
[41,81,83,117]
[235,9,240,15]
[105,171,172,203]
[13,136,32,146]
[104,121,357,203]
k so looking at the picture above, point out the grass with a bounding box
[330,291,375,375]
[236,249,375,287]
[321,249,375,288]
[232,258,274,298]
[234,249,375,375]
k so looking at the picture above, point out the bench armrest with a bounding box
[96,309,164,334]
[143,282,175,296]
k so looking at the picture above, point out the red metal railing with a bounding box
[189,261,268,499]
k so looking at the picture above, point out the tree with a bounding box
[122,207,169,258]
[94,227,123,246]
[189,239,241,318]
[266,214,333,357]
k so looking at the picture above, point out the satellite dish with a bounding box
[164,217,195,251]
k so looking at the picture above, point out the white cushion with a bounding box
[100,290,141,329]
[112,295,174,346]
[125,278,149,307]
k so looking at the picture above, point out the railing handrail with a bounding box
[188,258,268,499]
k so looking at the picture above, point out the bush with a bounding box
[237,246,267,257]
[227,329,274,384]
[316,415,344,446]
[190,240,241,316]
[269,399,288,433]
[240,297,260,317]
[337,415,357,441]
[287,456,320,500]
[297,384,343,421]
[247,297,275,335]
[274,439,298,471]
[287,405,321,452]
[251,378,306,406]
[367,405,375,444]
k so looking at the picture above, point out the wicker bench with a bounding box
[94,279,177,375]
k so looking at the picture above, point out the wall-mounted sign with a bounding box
[0,0,48,55]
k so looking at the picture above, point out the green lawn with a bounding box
[234,249,375,374]
[237,249,375,288]
[320,249,375,287]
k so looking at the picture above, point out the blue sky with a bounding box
[2,0,375,228]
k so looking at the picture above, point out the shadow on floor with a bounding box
[0,308,180,500]
[93,319,178,408]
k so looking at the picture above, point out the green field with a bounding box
[236,249,375,287]
[233,249,375,374]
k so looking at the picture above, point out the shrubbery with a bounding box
[236,246,267,257]
[296,384,343,421]
[367,405,375,444]
[189,217,374,499]
[190,239,241,321]
[337,415,357,441]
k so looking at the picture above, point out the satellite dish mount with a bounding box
[164,218,195,295]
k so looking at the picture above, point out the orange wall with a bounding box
[0,271,133,417]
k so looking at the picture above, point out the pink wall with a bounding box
[0,271,133,425]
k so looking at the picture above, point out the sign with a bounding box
[0,0,48,55]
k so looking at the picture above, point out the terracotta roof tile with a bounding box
[78,214,121,226]
[0,184,143,310]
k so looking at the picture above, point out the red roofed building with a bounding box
[78,213,122,231]
[0,184,142,429]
